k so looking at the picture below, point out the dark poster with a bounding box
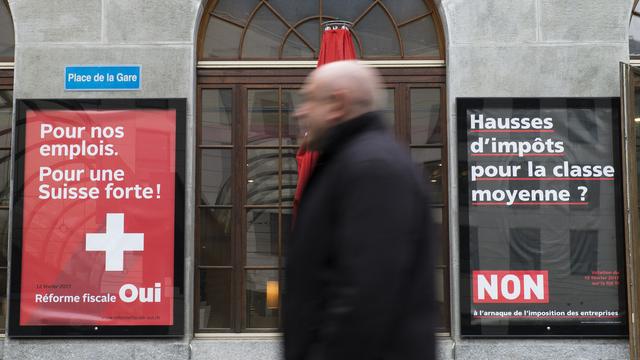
[458,98,627,336]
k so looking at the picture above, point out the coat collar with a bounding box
[317,111,386,159]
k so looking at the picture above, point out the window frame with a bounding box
[0,0,13,334]
[195,67,450,334]
[0,69,12,334]
[197,0,446,61]
[0,0,14,63]
[631,0,640,60]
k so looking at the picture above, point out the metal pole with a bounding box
[321,20,353,30]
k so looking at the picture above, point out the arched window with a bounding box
[631,0,640,58]
[0,0,13,334]
[199,0,444,60]
[196,0,449,334]
[0,0,13,61]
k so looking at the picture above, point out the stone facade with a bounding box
[2,0,634,358]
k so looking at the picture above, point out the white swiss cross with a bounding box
[85,213,144,272]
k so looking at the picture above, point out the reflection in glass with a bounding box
[296,21,320,52]
[281,149,298,206]
[0,91,12,148]
[431,208,445,266]
[352,32,363,58]
[637,152,640,206]
[401,16,439,57]
[202,89,233,145]
[634,90,640,145]
[509,228,541,270]
[200,208,232,266]
[631,15,640,56]
[198,269,231,329]
[354,5,400,56]
[247,149,279,205]
[0,2,14,58]
[381,88,395,130]
[434,267,446,331]
[248,89,279,145]
[411,88,441,144]
[269,0,315,24]
[214,0,259,26]
[246,270,280,328]
[0,151,10,206]
[380,0,428,24]
[283,33,314,59]
[323,0,371,22]
[567,106,597,144]
[570,230,598,275]
[282,89,301,145]
[0,210,6,266]
[282,208,293,247]
[246,209,279,267]
[242,5,288,58]
[203,17,242,59]
[0,270,5,330]
[200,150,232,206]
[411,148,443,204]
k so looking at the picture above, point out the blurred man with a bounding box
[284,61,436,360]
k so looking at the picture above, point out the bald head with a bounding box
[295,61,384,148]
[309,61,383,119]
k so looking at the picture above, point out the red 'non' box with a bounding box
[473,270,549,304]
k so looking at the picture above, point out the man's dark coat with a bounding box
[284,112,436,360]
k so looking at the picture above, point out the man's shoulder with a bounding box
[339,129,412,171]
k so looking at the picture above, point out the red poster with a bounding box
[18,107,177,327]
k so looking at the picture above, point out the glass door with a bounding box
[620,62,640,359]
[195,68,450,333]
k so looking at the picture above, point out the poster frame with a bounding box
[457,97,627,337]
[8,98,186,337]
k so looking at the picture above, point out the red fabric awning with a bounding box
[294,27,357,216]
[317,28,357,66]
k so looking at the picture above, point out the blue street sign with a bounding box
[65,65,141,91]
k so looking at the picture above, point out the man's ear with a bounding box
[329,89,349,122]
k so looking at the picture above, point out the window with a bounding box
[0,87,10,334]
[199,0,444,60]
[0,0,13,61]
[197,85,298,331]
[196,0,448,334]
[0,0,12,333]
[632,0,640,58]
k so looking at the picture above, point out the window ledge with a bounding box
[193,332,450,340]
[0,62,14,70]
[197,60,445,69]
[194,332,283,340]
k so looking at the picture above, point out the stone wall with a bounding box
[2,0,634,358]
